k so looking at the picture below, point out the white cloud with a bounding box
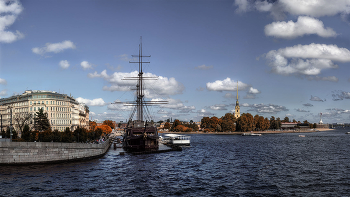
[307,76,339,82]
[0,89,7,96]
[81,61,93,70]
[59,60,70,69]
[76,97,106,106]
[296,108,310,112]
[195,65,213,70]
[234,0,250,13]
[0,78,6,85]
[0,0,24,43]
[88,70,185,98]
[32,40,76,55]
[265,43,350,76]
[265,16,337,39]
[332,91,350,101]
[206,78,250,91]
[209,104,228,111]
[155,98,195,113]
[248,87,260,94]
[310,95,324,102]
[107,99,134,111]
[236,0,350,19]
[244,103,289,113]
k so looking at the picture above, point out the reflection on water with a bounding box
[1,129,350,196]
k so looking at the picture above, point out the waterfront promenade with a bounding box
[159,128,332,135]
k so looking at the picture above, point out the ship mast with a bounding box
[117,37,167,122]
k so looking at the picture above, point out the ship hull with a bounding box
[123,123,159,152]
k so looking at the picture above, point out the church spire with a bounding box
[235,81,240,118]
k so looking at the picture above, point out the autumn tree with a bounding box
[221,113,236,132]
[269,116,276,130]
[200,117,210,130]
[95,125,112,135]
[210,116,222,132]
[261,117,270,131]
[254,115,260,131]
[236,113,254,132]
[276,117,281,129]
[103,120,115,129]
[164,122,170,130]
[171,119,181,131]
[282,116,290,123]
[89,121,97,131]
[34,108,51,132]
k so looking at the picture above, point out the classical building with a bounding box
[0,90,89,135]
[234,82,240,119]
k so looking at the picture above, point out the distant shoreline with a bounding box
[159,128,334,135]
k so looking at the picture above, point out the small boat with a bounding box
[299,135,305,137]
[242,132,261,136]
[346,132,350,134]
[163,134,190,145]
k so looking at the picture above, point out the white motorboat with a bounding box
[163,134,190,145]
[242,132,261,136]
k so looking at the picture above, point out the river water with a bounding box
[1,129,350,196]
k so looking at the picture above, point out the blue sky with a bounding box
[1,0,350,123]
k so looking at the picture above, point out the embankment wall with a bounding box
[0,139,111,165]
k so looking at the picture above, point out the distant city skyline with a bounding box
[1,0,350,123]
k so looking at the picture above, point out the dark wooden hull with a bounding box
[123,125,159,151]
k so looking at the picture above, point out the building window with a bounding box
[34,107,36,111]
[46,101,48,104]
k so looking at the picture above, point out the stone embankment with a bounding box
[0,139,111,165]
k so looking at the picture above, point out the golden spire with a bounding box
[236,81,239,106]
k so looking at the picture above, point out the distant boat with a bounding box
[163,134,191,146]
[299,135,305,137]
[346,132,350,134]
[242,132,261,136]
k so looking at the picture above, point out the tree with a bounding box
[261,117,270,131]
[74,127,88,142]
[21,124,31,141]
[171,119,181,131]
[200,117,210,130]
[254,115,260,131]
[313,123,317,128]
[209,116,222,132]
[276,117,281,129]
[236,113,254,132]
[14,113,32,135]
[62,127,73,143]
[164,122,170,130]
[34,108,51,132]
[221,113,236,132]
[269,116,276,130]
[89,121,97,131]
[103,120,115,129]
[282,116,290,123]
[95,125,112,135]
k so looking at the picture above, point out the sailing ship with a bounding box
[119,37,167,152]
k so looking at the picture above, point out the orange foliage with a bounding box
[95,125,112,135]
[89,121,97,132]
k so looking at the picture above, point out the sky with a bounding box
[1,0,350,124]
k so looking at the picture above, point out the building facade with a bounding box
[0,90,89,135]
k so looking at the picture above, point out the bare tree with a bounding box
[14,113,33,134]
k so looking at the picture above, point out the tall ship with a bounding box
[120,38,166,152]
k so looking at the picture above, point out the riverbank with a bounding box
[159,128,334,135]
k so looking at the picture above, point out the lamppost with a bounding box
[8,106,13,142]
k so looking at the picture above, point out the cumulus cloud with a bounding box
[59,60,70,69]
[0,0,24,43]
[206,78,250,91]
[107,99,134,111]
[307,76,339,82]
[196,109,214,117]
[195,65,213,70]
[303,103,313,107]
[296,108,310,112]
[0,89,7,96]
[88,70,185,98]
[265,43,350,77]
[310,95,325,102]
[76,97,106,106]
[265,16,337,39]
[155,98,195,113]
[0,78,7,85]
[32,40,76,55]
[235,0,350,19]
[81,61,93,70]
[244,103,289,113]
[332,91,350,101]
[209,104,229,111]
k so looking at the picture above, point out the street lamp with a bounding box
[8,106,13,142]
